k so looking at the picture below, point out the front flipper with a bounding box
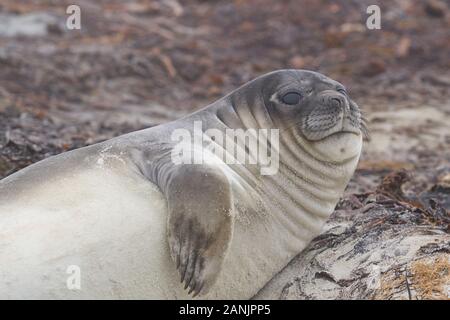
[165,165,234,297]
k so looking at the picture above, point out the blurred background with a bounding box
[0,0,449,199]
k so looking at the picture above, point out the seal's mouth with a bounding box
[301,116,364,142]
[326,130,360,140]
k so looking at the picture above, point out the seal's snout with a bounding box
[301,89,362,141]
[327,93,347,112]
[320,90,349,115]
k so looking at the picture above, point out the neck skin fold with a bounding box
[198,97,360,252]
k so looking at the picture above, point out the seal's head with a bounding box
[231,69,367,163]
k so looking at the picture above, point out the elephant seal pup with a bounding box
[0,70,366,299]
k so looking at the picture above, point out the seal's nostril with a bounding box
[330,97,343,109]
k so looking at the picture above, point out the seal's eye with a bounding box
[281,92,302,105]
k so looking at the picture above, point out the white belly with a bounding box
[0,157,197,299]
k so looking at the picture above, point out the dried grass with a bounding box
[411,255,450,300]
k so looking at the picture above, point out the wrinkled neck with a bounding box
[204,98,360,252]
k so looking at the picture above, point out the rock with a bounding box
[254,184,450,300]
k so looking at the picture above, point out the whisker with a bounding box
[359,111,371,141]
[360,122,371,141]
